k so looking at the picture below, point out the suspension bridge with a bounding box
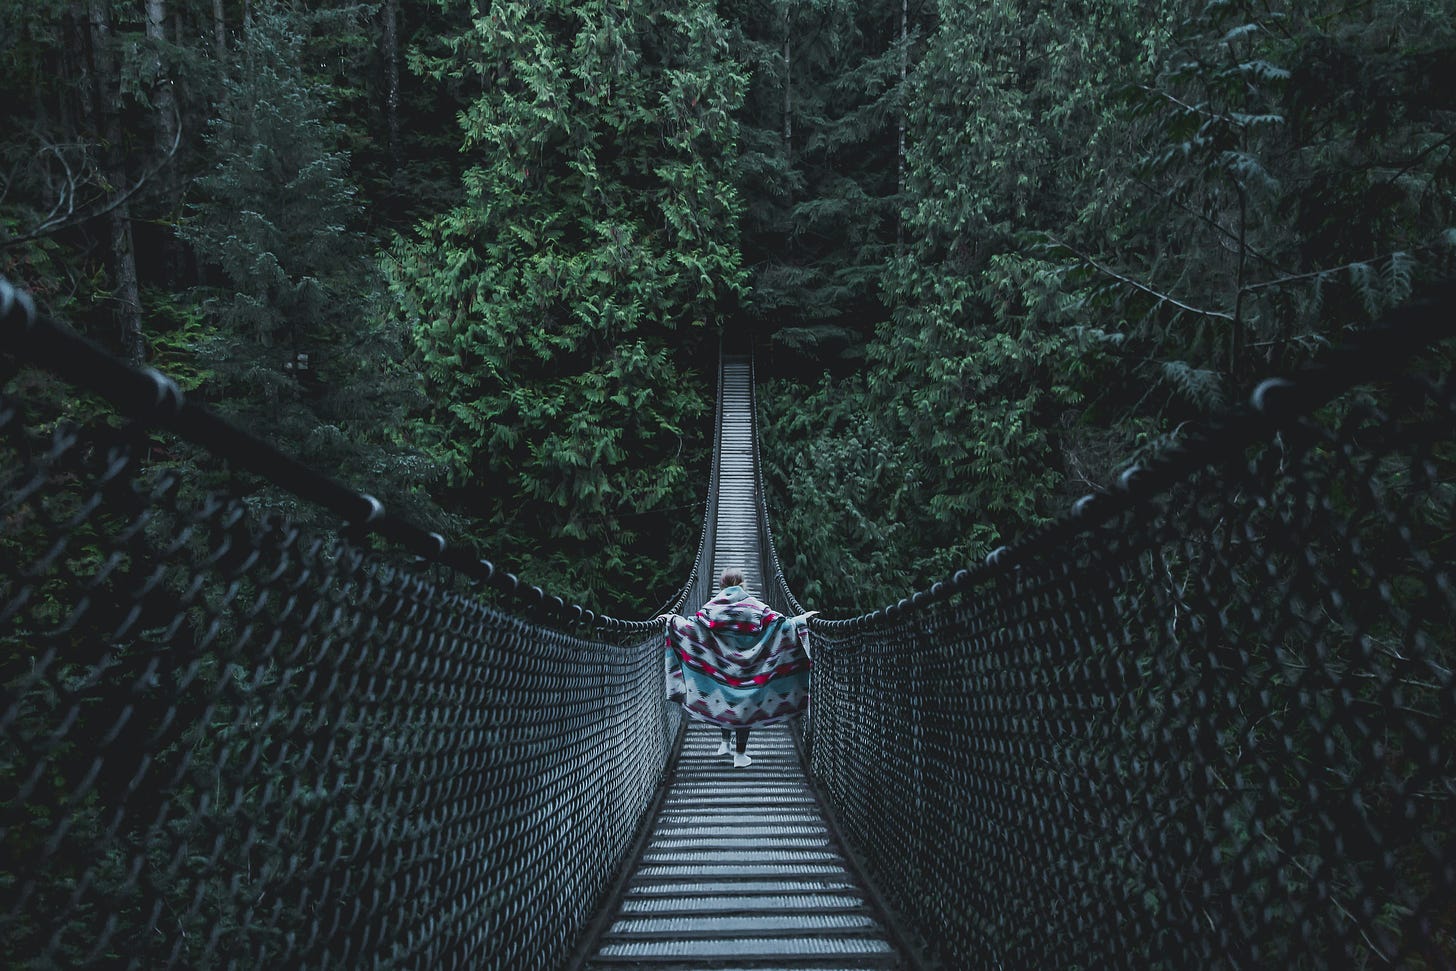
[2,276,1454,970]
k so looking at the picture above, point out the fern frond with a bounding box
[1384,251,1413,306]
[1347,262,1381,317]
[1160,359,1225,409]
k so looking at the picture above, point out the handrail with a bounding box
[645,346,730,621]
[663,345,725,614]
[701,348,728,608]
[0,276,670,637]
[0,274,689,971]
[810,279,1456,633]
[799,281,1456,968]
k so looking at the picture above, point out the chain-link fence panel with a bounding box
[1,301,679,970]
[806,316,1456,968]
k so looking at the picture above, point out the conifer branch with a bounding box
[0,103,182,249]
[1137,84,1220,120]
[1133,176,1293,277]
[1239,236,1447,294]
[1049,237,1234,321]
[1373,128,1456,193]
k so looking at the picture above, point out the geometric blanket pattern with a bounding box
[664,585,812,728]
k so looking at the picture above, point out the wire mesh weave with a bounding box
[805,349,1456,968]
[0,391,677,969]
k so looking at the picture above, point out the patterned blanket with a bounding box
[664,585,811,727]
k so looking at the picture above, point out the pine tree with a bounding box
[0,0,158,355]
[728,0,910,359]
[180,0,445,524]
[390,0,747,608]
[764,0,1455,611]
[1070,0,1456,386]
[865,0,1149,567]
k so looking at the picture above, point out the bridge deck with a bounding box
[576,354,904,968]
[581,722,904,969]
[712,359,761,595]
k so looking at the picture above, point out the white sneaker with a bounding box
[733,753,752,768]
[714,740,729,756]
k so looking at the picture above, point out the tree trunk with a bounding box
[383,0,402,177]
[106,207,145,362]
[147,0,184,285]
[64,2,91,151]
[212,0,226,52]
[145,0,178,182]
[782,16,792,150]
[1231,184,1247,380]
[897,0,908,256]
[86,0,145,364]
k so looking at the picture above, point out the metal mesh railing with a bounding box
[0,281,679,970]
[804,285,1456,968]
[9,266,1456,969]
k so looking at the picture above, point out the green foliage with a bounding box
[763,0,1454,613]
[760,372,983,613]
[1068,0,1456,377]
[761,0,1151,604]
[140,288,214,391]
[727,0,908,346]
[179,1,450,529]
[390,0,747,609]
[0,0,1450,631]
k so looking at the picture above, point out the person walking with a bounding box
[660,568,817,767]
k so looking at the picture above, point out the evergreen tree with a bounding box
[1067,0,1456,387]
[763,0,1455,612]
[758,372,919,608]
[3,0,1446,618]
[299,0,472,234]
[728,0,911,359]
[878,0,1151,528]
[390,0,747,609]
[180,0,446,525]
[0,0,80,299]
[761,0,1152,608]
[0,0,164,354]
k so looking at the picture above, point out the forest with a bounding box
[2,0,1453,616]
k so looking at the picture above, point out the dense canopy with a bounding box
[1,0,1451,614]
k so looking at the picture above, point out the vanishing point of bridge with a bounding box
[574,358,906,967]
[3,277,1455,969]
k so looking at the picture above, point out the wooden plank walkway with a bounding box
[581,721,905,969]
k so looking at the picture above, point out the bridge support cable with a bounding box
[801,283,1456,969]
[0,277,688,970]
